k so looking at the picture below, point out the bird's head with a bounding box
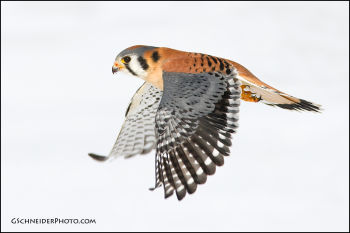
[112,45,158,79]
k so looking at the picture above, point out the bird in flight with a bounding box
[89,45,321,200]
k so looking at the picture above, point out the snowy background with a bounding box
[2,2,349,232]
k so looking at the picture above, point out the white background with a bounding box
[1,2,349,232]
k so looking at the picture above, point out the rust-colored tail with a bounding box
[228,60,322,112]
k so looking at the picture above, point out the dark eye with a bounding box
[122,56,131,64]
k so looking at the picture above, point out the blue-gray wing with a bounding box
[89,82,162,161]
[152,70,241,200]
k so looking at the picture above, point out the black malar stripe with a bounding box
[125,64,137,76]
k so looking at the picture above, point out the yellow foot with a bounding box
[240,85,261,102]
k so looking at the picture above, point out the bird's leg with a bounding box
[240,85,261,102]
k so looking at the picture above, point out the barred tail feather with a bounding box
[272,97,322,112]
[226,59,322,113]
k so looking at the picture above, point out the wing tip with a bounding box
[176,192,186,201]
[148,185,160,191]
[88,153,110,162]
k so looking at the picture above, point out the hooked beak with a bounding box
[112,62,123,74]
[112,66,119,74]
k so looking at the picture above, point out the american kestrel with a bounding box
[89,45,321,200]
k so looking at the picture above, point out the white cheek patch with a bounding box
[119,55,148,79]
[129,58,148,79]
[121,68,133,76]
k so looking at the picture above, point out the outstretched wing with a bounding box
[89,82,162,161]
[151,68,241,200]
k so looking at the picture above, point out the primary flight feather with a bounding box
[89,45,321,200]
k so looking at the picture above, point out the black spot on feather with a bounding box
[206,57,212,67]
[137,56,149,70]
[218,58,225,71]
[209,55,217,64]
[151,51,160,62]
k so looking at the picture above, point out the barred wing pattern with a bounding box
[89,82,162,160]
[152,70,241,200]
